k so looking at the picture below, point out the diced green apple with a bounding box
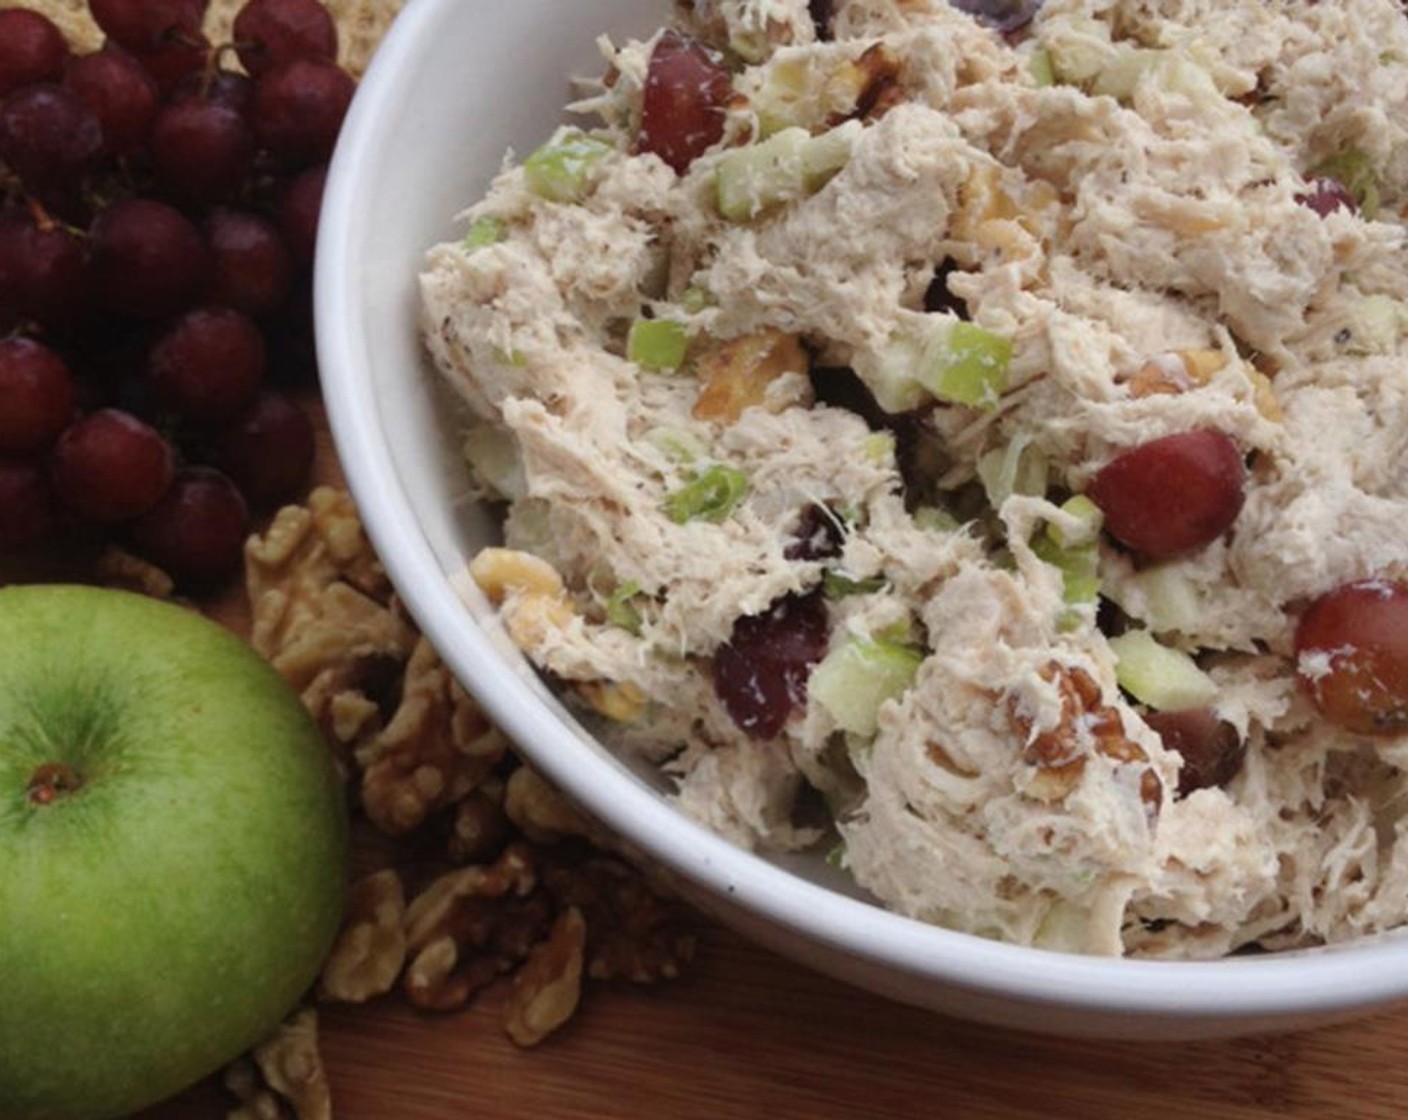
[1108,629,1217,711]
[716,121,861,221]
[524,130,614,204]
[628,319,690,372]
[917,322,1013,408]
[462,216,505,251]
[810,636,924,737]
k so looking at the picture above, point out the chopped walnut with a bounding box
[468,547,578,655]
[225,1009,330,1120]
[1125,349,1226,397]
[504,765,594,845]
[448,781,511,864]
[358,636,506,835]
[320,870,407,1004]
[504,907,586,1047]
[403,844,552,1011]
[1008,664,1162,816]
[828,43,903,124]
[693,329,811,423]
[93,546,175,599]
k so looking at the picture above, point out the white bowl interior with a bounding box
[316,0,1408,1038]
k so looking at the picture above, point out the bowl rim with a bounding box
[315,0,1408,1023]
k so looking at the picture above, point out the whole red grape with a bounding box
[1144,708,1246,796]
[0,10,69,97]
[50,408,175,522]
[279,164,325,267]
[0,84,103,196]
[0,456,53,550]
[128,466,249,589]
[1295,579,1408,735]
[1087,429,1246,560]
[636,30,731,175]
[253,57,354,166]
[63,44,160,157]
[89,198,210,320]
[131,30,211,97]
[0,207,89,331]
[209,390,314,508]
[147,306,266,424]
[233,0,338,77]
[205,208,294,317]
[88,0,207,52]
[0,337,77,453]
[150,98,257,202]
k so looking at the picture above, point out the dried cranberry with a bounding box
[713,591,829,739]
[1145,708,1246,796]
[785,505,844,561]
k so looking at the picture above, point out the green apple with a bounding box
[0,584,348,1120]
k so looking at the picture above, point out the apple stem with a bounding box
[27,762,83,806]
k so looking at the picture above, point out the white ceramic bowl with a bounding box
[316,0,1408,1039]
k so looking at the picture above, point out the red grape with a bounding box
[147,306,266,424]
[636,30,731,175]
[205,208,294,316]
[1086,429,1246,560]
[150,98,256,202]
[0,10,69,97]
[0,207,89,331]
[50,408,174,522]
[263,278,316,383]
[0,84,103,195]
[1295,579,1408,735]
[130,30,211,97]
[233,0,338,77]
[1144,708,1246,796]
[128,466,249,589]
[172,67,255,118]
[63,45,160,158]
[0,456,52,550]
[949,0,1042,33]
[89,198,209,320]
[713,591,829,738]
[88,0,207,53]
[278,164,325,267]
[209,389,314,508]
[253,57,354,166]
[0,337,76,453]
[1295,177,1357,218]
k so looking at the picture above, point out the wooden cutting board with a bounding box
[131,401,1408,1120]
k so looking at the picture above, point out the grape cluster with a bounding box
[0,0,349,590]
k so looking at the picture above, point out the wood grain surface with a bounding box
[116,401,1408,1120]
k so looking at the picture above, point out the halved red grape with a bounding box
[1295,579,1408,735]
[233,0,338,77]
[0,337,76,453]
[88,0,207,52]
[62,44,159,157]
[1086,429,1246,560]
[636,30,731,176]
[0,10,69,97]
[89,197,209,320]
[713,590,829,738]
[1295,177,1357,218]
[205,208,293,317]
[0,456,52,550]
[208,389,314,508]
[0,84,103,196]
[278,164,325,267]
[147,306,266,424]
[50,408,174,522]
[150,98,256,202]
[128,465,249,589]
[253,57,353,166]
[1144,708,1246,796]
[0,207,89,331]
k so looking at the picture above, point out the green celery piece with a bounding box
[663,465,750,524]
[462,216,505,251]
[977,434,1047,508]
[1108,629,1217,711]
[917,321,1012,409]
[605,581,644,635]
[1029,48,1057,87]
[1310,149,1381,217]
[1031,534,1100,606]
[822,571,888,599]
[716,121,860,222]
[463,424,525,501]
[863,432,897,464]
[913,506,961,533]
[628,319,690,372]
[524,131,614,204]
[679,285,713,314]
[824,841,847,869]
[1048,494,1103,549]
[810,637,924,737]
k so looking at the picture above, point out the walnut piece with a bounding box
[319,870,407,1004]
[504,765,593,845]
[93,546,175,599]
[504,907,586,1047]
[693,329,810,423]
[225,1008,330,1120]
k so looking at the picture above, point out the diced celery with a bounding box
[1047,494,1104,549]
[1119,564,1202,633]
[645,427,708,463]
[822,570,888,599]
[810,637,924,737]
[1343,294,1406,355]
[462,216,505,251]
[663,465,749,524]
[1108,629,1217,711]
[977,434,1047,509]
[524,130,613,204]
[628,319,689,372]
[1310,150,1381,217]
[679,284,713,314]
[605,581,644,635]
[863,432,896,464]
[463,424,525,501]
[1028,48,1056,88]
[913,506,961,533]
[716,121,860,222]
[1031,533,1100,608]
[917,322,1012,409]
[825,841,847,870]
